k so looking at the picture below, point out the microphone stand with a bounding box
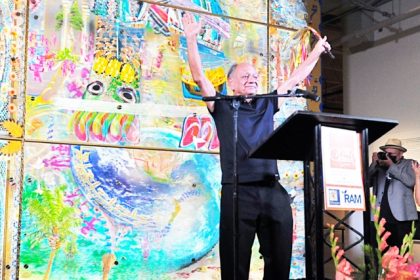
[202,91,316,280]
[203,90,320,103]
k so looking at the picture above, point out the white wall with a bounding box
[344,0,420,158]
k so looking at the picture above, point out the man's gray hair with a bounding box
[227,63,238,78]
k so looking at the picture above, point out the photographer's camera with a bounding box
[377,151,388,160]
[377,151,397,163]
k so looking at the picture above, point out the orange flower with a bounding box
[379,231,391,252]
[336,258,354,280]
[382,246,409,278]
[384,269,415,280]
[378,218,387,236]
[333,195,418,279]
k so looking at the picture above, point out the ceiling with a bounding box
[318,0,420,113]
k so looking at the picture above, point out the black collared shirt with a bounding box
[210,91,279,184]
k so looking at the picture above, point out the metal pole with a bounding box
[314,124,324,279]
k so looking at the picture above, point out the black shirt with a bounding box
[210,91,279,184]
[380,176,397,223]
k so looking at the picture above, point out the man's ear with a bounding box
[227,77,235,92]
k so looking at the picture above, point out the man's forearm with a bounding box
[184,35,216,110]
[276,48,322,93]
[185,36,205,83]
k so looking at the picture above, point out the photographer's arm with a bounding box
[368,152,380,187]
[387,160,416,189]
[182,13,216,112]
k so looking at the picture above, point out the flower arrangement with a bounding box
[329,195,420,280]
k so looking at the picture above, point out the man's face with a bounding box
[384,147,404,163]
[228,63,259,96]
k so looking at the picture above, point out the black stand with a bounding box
[249,111,398,279]
[231,99,240,279]
[202,92,315,280]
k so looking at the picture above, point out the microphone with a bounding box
[289,88,320,102]
[305,26,335,59]
[324,49,335,59]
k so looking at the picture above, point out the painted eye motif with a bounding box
[86,81,104,96]
[116,87,137,103]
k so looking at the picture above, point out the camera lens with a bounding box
[377,151,387,160]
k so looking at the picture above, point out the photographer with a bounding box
[369,138,417,248]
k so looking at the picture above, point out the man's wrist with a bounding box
[185,35,198,42]
[315,48,324,57]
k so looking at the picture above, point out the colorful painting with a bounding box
[278,160,306,278]
[20,142,222,279]
[0,0,26,127]
[150,0,311,26]
[24,0,270,152]
[270,0,314,29]
[0,139,24,280]
[0,0,324,279]
[153,0,268,23]
[0,154,5,279]
[18,141,307,279]
[269,27,314,122]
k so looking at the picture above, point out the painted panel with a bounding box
[0,0,320,279]
[270,0,310,29]
[0,0,26,127]
[152,0,268,23]
[18,141,308,279]
[0,140,23,280]
[19,142,226,279]
[269,27,312,121]
[25,2,267,152]
[278,160,306,278]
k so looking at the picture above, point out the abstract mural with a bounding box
[0,140,23,280]
[20,142,221,279]
[0,0,322,279]
[24,0,271,152]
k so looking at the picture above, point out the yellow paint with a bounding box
[120,64,136,84]
[169,199,181,224]
[1,120,23,137]
[105,59,122,77]
[93,56,109,74]
[181,65,226,89]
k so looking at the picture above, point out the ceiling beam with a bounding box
[350,0,393,17]
[321,0,393,26]
[336,4,420,46]
[347,23,420,53]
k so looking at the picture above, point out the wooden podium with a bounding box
[250,110,398,279]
